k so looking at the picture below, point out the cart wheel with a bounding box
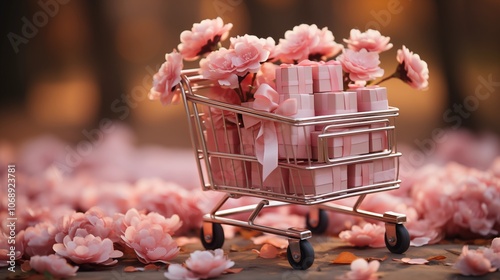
[200,223,224,250]
[306,209,329,234]
[286,240,315,270]
[385,224,410,254]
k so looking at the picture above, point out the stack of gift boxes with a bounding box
[206,62,397,196]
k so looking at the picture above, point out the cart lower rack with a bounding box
[178,69,410,270]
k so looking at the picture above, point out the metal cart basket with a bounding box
[178,69,410,270]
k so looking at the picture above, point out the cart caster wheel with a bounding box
[200,223,224,250]
[306,209,329,234]
[385,224,410,254]
[286,240,315,270]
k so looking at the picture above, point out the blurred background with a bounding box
[1,0,499,167]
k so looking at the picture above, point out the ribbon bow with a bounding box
[245,84,297,181]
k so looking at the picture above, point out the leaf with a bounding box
[252,244,282,259]
[365,255,387,262]
[252,235,288,249]
[332,252,360,264]
[144,264,161,271]
[124,266,143,272]
[224,267,244,274]
[396,257,429,265]
[427,255,446,261]
[239,229,262,239]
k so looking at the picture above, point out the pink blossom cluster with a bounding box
[149,18,429,110]
[453,238,500,276]
[164,248,234,280]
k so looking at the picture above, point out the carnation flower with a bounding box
[395,45,429,90]
[339,258,380,280]
[53,234,123,265]
[230,35,271,76]
[344,29,393,53]
[308,26,343,61]
[453,246,496,276]
[178,17,233,61]
[121,211,180,264]
[149,50,184,105]
[30,254,78,278]
[339,223,385,248]
[55,207,116,244]
[164,249,234,280]
[23,221,56,257]
[277,23,321,63]
[336,48,384,83]
[199,47,239,89]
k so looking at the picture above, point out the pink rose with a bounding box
[339,223,386,248]
[30,254,78,278]
[230,35,271,75]
[149,50,184,105]
[396,45,429,90]
[178,17,233,61]
[453,246,496,276]
[340,258,380,280]
[277,23,320,63]
[344,29,393,53]
[164,249,234,279]
[23,221,56,257]
[53,234,123,265]
[337,48,384,82]
[309,26,343,61]
[200,47,239,88]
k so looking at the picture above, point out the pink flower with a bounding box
[277,23,320,63]
[164,249,234,280]
[396,45,429,90]
[230,35,271,75]
[55,207,116,244]
[23,221,56,257]
[53,234,123,265]
[121,211,180,264]
[482,238,500,270]
[453,246,496,276]
[344,29,393,53]
[340,258,380,280]
[337,48,384,82]
[339,223,385,248]
[30,254,78,278]
[200,47,239,88]
[309,27,343,61]
[149,50,184,105]
[134,179,202,235]
[178,17,233,61]
[0,231,24,267]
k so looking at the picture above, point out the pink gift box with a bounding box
[288,165,347,195]
[275,65,313,95]
[355,86,389,112]
[205,125,239,154]
[373,157,396,183]
[211,157,251,188]
[312,63,343,93]
[370,122,389,153]
[314,91,357,116]
[279,94,315,118]
[277,124,314,160]
[348,162,374,188]
[250,162,289,193]
[310,127,370,161]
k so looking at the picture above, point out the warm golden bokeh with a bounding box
[1,0,499,150]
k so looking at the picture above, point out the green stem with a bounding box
[375,72,398,86]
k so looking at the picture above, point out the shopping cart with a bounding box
[177,69,410,270]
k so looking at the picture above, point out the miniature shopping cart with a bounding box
[177,69,410,270]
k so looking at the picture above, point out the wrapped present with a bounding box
[355,86,389,112]
[310,127,370,161]
[275,64,313,95]
[348,162,374,188]
[211,157,251,188]
[205,124,239,154]
[276,93,315,160]
[288,165,347,195]
[250,162,289,193]
[373,157,396,183]
[370,122,389,153]
[314,91,357,116]
[312,62,343,93]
